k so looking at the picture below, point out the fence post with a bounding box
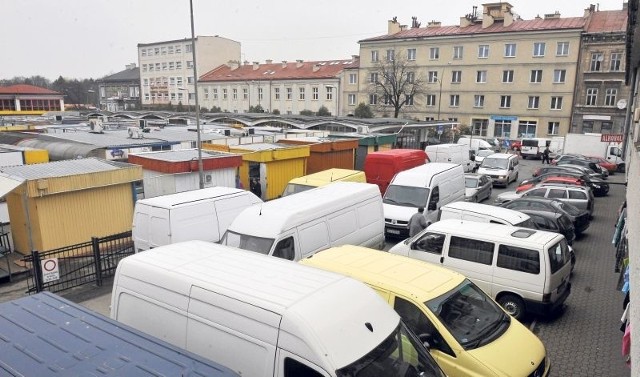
[31,250,43,293]
[92,237,102,287]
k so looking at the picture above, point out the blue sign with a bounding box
[437,125,444,134]
[490,115,517,121]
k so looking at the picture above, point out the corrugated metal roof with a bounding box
[0,158,134,180]
[131,149,238,162]
[232,143,289,151]
[41,130,177,148]
[0,84,61,95]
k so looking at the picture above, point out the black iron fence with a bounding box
[23,231,134,294]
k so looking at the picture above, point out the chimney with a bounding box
[281,60,288,68]
[125,63,137,70]
[460,16,474,27]
[243,60,250,65]
[265,59,273,64]
[296,59,304,68]
[503,10,514,26]
[252,61,260,70]
[388,18,402,34]
[584,4,596,17]
[313,64,321,72]
[351,55,359,61]
[544,11,561,20]
[427,21,441,28]
[482,10,495,28]
[227,60,240,70]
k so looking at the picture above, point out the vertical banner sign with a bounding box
[41,258,60,283]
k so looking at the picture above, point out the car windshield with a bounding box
[384,185,429,207]
[481,157,508,169]
[220,231,274,255]
[555,201,582,216]
[281,183,315,197]
[516,218,538,230]
[548,239,571,273]
[477,150,494,158]
[426,280,509,350]
[336,322,445,377]
[465,177,479,188]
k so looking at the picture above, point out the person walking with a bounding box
[408,207,428,237]
[542,146,551,164]
[250,178,262,199]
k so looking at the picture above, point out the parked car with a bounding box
[497,185,594,217]
[473,149,495,171]
[518,172,609,197]
[517,209,576,246]
[550,154,585,165]
[500,197,591,234]
[464,173,493,202]
[584,156,617,174]
[477,153,519,187]
[557,159,609,179]
[516,176,587,194]
[532,165,602,180]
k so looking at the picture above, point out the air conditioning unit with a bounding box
[128,126,144,139]
[139,119,148,129]
[89,119,104,134]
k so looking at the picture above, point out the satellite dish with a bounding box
[617,99,627,110]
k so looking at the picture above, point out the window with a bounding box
[141,49,147,57]
[449,236,494,265]
[453,46,463,59]
[428,71,438,83]
[430,47,439,60]
[326,86,333,100]
[550,96,563,110]
[369,94,377,105]
[605,88,617,106]
[176,61,182,69]
[476,70,487,83]
[494,120,511,137]
[590,53,603,71]
[283,358,323,377]
[405,95,414,105]
[530,70,542,83]
[162,62,167,71]
[222,88,227,99]
[213,88,218,99]
[474,95,485,108]
[533,42,546,57]
[557,42,569,56]
[610,53,623,71]
[272,237,295,261]
[176,77,183,86]
[243,88,248,100]
[528,96,540,109]
[232,88,238,100]
[413,233,446,254]
[142,64,148,72]
[601,121,613,133]
[478,45,489,58]
[312,87,319,100]
[186,61,193,69]
[500,95,511,108]
[502,70,514,83]
[586,88,598,106]
[407,48,416,61]
[154,47,160,55]
[168,46,174,54]
[169,62,175,70]
[525,188,547,197]
[394,297,453,356]
[504,43,516,57]
[548,122,560,135]
[406,72,415,83]
[451,70,461,83]
[299,87,305,100]
[371,50,379,62]
[386,49,395,62]
[349,73,357,84]
[175,45,182,53]
[274,87,280,100]
[286,87,292,100]
[569,190,587,200]
[258,88,263,101]
[369,72,378,84]
[348,94,356,105]
[426,94,436,106]
[497,245,540,274]
[553,69,566,83]
[548,189,567,199]
[450,94,459,107]
[185,43,192,53]
[582,121,594,133]
[187,77,194,84]
[161,47,167,55]
[518,121,537,138]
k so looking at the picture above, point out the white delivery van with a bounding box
[132,187,262,252]
[383,163,465,239]
[477,153,519,187]
[110,241,445,377]
[520,138,551,159]
[389,220,573,319]
[457,137,494,153]
[425,144,472,172]
[220,182,385,260]
[438,201,536,228]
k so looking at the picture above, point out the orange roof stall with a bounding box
[203,143,309,200]
[276,138,358,174]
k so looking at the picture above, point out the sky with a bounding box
[1,0,625,81]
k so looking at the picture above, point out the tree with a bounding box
[368,51,425,118]
[299,109,314,116]
[317,105,331,116]
[272,109,280,115]
[210,105,222,113]
[248,104,264,113]
[354,103,374,118]
[176,101,184,112]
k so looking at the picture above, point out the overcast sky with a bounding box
[1,0,624,81]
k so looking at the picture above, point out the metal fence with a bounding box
[23,231,134,294]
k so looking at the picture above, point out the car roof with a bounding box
[536,184,590,192]
[542,176,582,183]
[517,209,563,220]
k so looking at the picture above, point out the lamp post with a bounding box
[87,89,95,110]
[188,0,204,189]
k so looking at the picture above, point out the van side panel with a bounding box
[298,221,331,258]
[171,203,219,243]
[150,209,171,249]
[133,210,150,251]
[355,199,385,249]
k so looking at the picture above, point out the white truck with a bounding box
[557,133,625,172]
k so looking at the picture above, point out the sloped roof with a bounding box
[0,157,133,180]
[0,85,61,95]
[199,59,359,83]
[98,67,140,82]
[360,17,587,43]
[586,10,627,33]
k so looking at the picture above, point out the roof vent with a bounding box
[511,229,536,238]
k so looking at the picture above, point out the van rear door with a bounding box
[148,207,170,250]
[214,194,259,240]
[544,239,572,302]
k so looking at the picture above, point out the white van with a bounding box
[477,153,519,187]
[438,202,536,229]
[132,187,262,252]
[457,137,494,153]
[389,220,572,319]
[220,182,385,260]
[111,241,445,377]
[383,163,465,238]
[520,138,551,159]
[424,144,472,172]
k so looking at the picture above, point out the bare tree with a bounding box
[368,51,424,118]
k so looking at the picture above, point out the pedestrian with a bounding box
[250,178,262,199]
[408,207,428,237]
[542,146,550,164]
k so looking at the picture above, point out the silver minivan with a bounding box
[477,153,519,187]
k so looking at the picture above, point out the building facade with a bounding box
[138,36,241,109]
[573,5,628,134]
[0,85,64,116]
[357,2,592,138]
[96,63,141,112]
[198,58,358,116]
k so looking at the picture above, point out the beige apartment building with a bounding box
[357,2,595,138]
[138,36,240,108]
[197,58,358,116]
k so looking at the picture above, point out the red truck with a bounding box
[364,149,428,195]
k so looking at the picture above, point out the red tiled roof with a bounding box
[586,10,627,33]
[199,59,359,82]
[360,17,587,43]
[0,84,61,95]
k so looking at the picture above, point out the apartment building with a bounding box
[573,5,628,134]
[198,58,358,116]
[138,36,240,108]
[357,2,590,138]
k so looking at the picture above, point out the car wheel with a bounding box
[498,294,525,320]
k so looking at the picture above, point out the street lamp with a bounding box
[188,0,204,189]
[436,63,451,120]
[87,89,95,110]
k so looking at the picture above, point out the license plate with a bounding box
[387,229,400,235]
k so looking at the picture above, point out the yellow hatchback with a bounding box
[300,245,550,377]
